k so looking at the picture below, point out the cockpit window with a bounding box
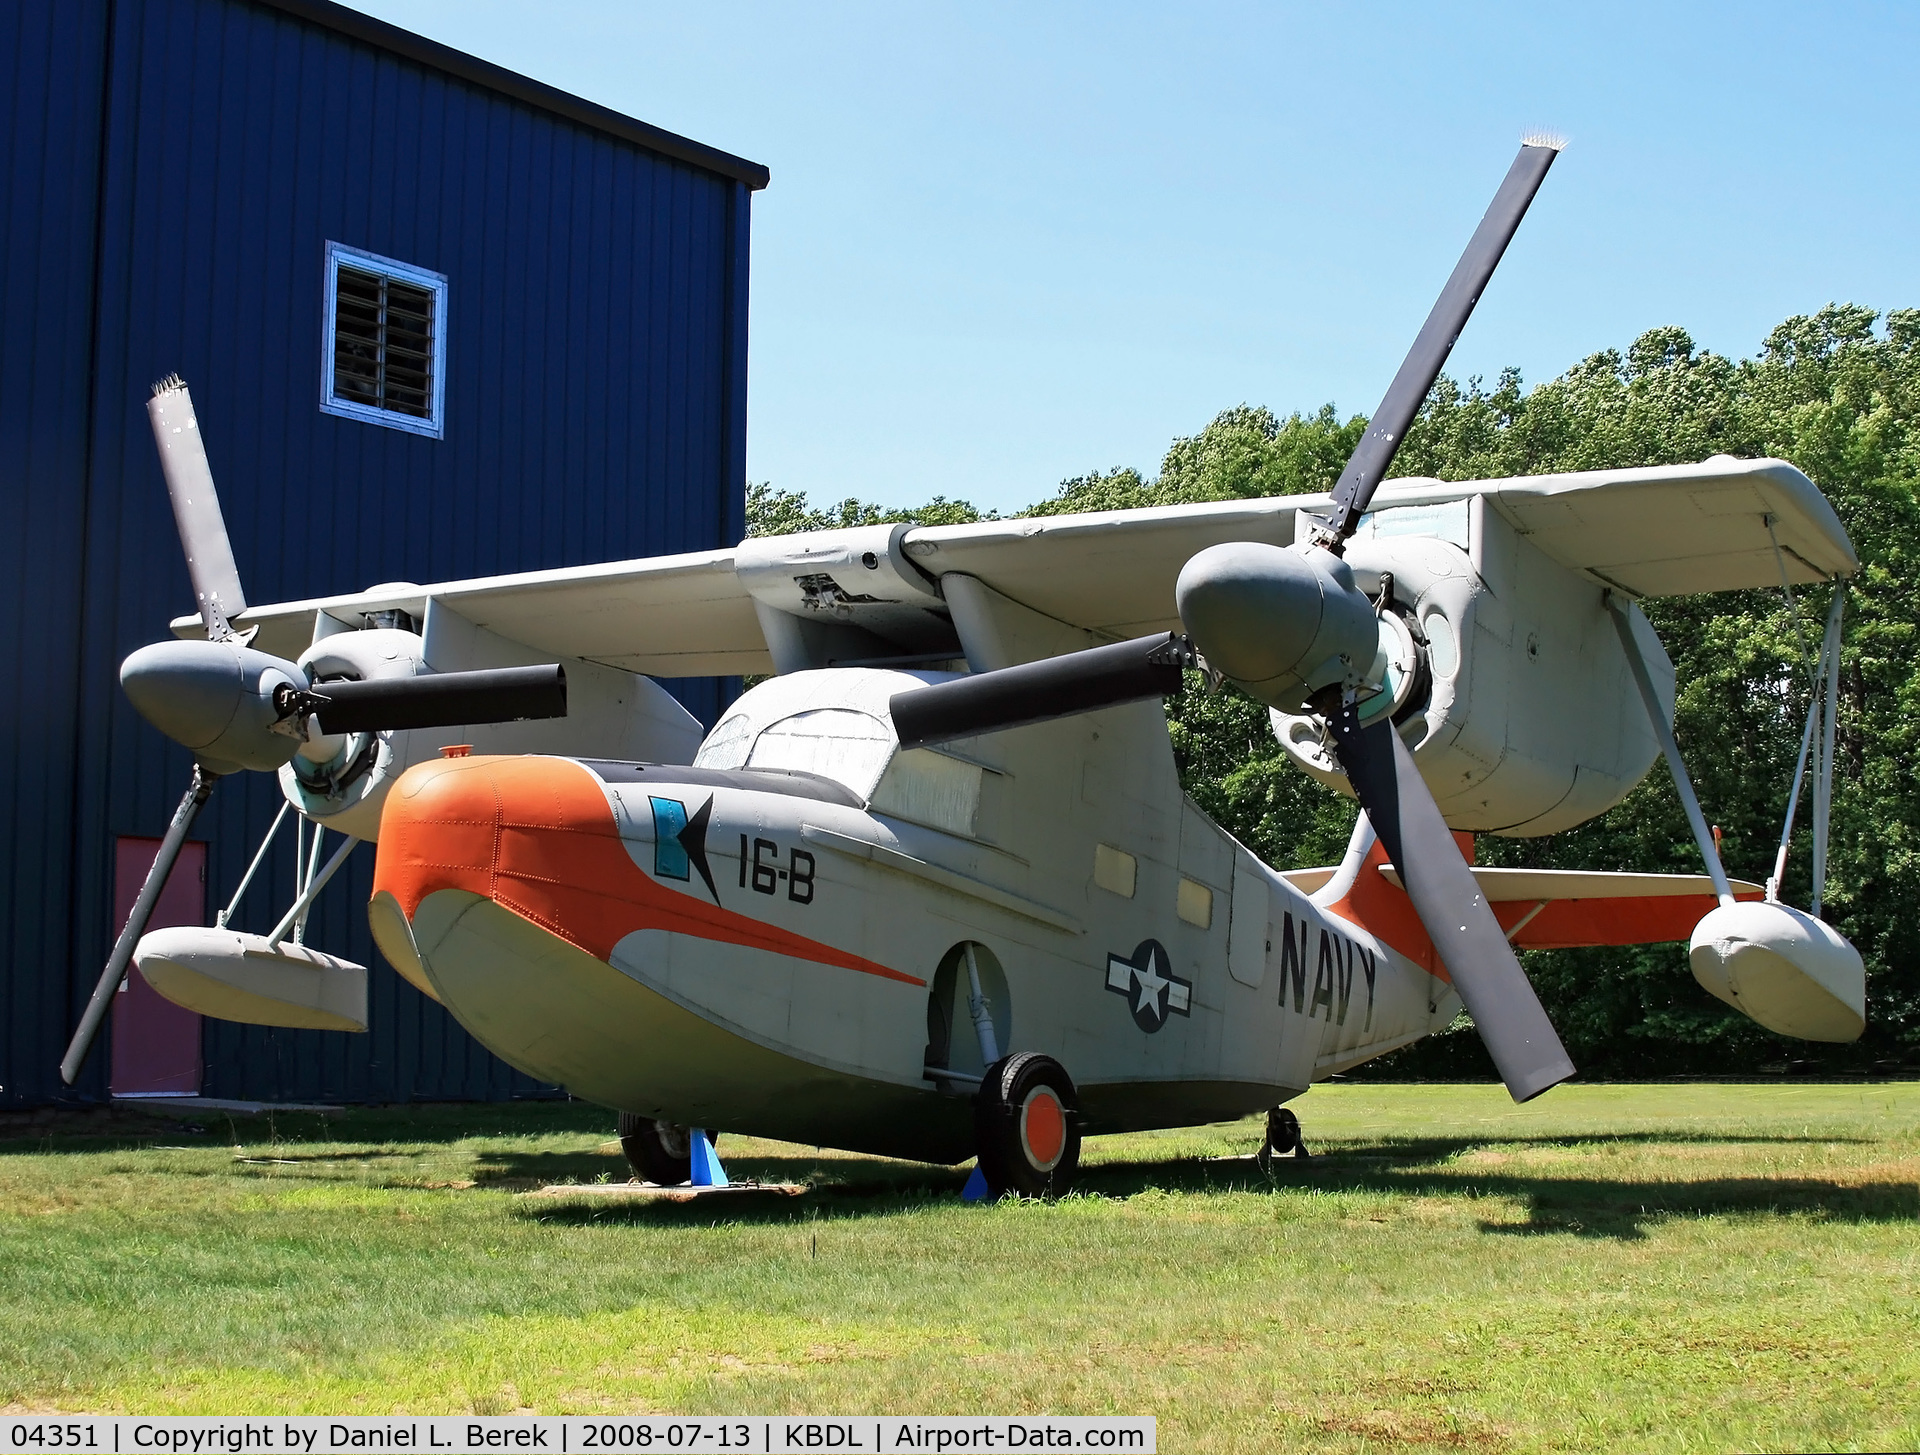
[693,713,754,771]
[695,707,896,799]
[747,709,894,797]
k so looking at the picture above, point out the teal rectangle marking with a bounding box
[650,796,690,880]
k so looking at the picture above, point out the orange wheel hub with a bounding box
[1020,1086,1066,1171]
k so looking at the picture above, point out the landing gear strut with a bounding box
[618,1113,713,1185]
[974,1052,1081,1198]
[1256,1106,1309,1169]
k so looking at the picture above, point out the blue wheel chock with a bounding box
[689,1128,730,1187]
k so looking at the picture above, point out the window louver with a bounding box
[332,265,435,419]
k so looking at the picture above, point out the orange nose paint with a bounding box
[374,755,922,985]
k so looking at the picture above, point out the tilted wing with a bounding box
[902,456,1857,630]
[174,546,767,674]
[1383,863,1768,950]
[175,456,1856,672]
[1453,456,1858,595]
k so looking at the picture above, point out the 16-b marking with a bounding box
[738,835,815,903]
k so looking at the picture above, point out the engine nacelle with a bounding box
[279,602,704,839]
[278,627,431,840]
[1272,495,1674,837]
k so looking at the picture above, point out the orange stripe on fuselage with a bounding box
[373,755,923,987]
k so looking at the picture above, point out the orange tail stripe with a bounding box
[1325,834,1763,967]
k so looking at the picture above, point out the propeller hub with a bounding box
[120,639,309,773]
[1175,542,1379,712]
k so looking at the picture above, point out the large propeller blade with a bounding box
[120,645,571,774]
[1317,694,1574,1100]
[892,634,1194,751]
[1182,137,1572,1100]
[1320,137,1562,544]
[884,139,1573,1101]
[303,663,568,734]
[61,767,218,1084]
[149,377,247,641]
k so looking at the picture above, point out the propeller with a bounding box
[61,378,570,1083]
[60,766,218,1085]
[892,633,1196,751]
[890,138,1573,1101]
[150,375,248,641]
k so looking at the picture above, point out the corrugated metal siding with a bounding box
[4,0,751,1106]
[0,0,113,1109]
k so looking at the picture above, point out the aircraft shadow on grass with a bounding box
[7,1118,1907,1243]
[502,1132,1917,1243]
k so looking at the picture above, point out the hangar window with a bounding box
[321,242,447,438]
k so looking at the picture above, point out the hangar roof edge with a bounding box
[256,0,772,191]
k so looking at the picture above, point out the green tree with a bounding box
[745,479,991,536]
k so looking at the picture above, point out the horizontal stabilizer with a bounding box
[1380,864,1766,950]
[1302,849,1767,954]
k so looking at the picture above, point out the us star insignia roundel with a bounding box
[1106,938,1191,1033]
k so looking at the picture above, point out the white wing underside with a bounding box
[182,456,1857,673]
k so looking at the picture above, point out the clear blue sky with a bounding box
[349,2,1919,516]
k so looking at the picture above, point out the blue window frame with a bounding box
[321,241,448,438]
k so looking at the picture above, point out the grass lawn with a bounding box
[2,1082,1916,1452]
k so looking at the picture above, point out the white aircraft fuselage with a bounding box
[367,672,1457,1163]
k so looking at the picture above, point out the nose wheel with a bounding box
[618,1113,714,1185]
[974,1052,1081,1198]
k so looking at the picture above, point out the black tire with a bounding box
[974,1052,1081,1199]
[617,1113,703,1185]
[1256,1106,1305,1169]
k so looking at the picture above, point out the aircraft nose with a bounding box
[371,754,641,961]
[365,753,922,1106]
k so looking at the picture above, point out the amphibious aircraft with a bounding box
[65,138,1865,1196]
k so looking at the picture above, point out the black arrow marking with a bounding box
[678,796,719,905]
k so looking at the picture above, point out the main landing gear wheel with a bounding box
[617,1113,708,1185]
[974,1052,1081,1199]
[1256,1106,1308,1169]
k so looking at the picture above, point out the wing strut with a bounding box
[1606,593,1736,906]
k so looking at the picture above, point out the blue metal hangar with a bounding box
[0,0,768,1110]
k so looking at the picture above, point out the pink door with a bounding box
[109,836,207,1096]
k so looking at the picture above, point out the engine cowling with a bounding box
[276,606,708,839]
[278,627,431,840]
[1270,495,1674,837]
